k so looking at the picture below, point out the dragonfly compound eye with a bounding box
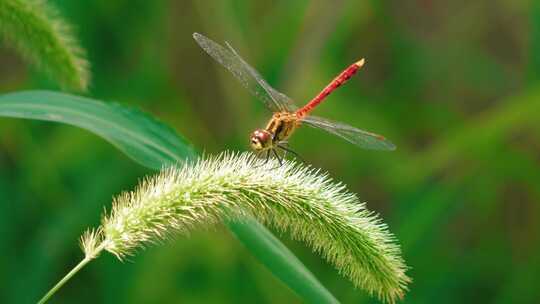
[250,129,272,151]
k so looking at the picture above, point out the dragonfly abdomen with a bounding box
[296,59,365,118]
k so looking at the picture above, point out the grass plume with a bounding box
[41,151,410,303]
[0,0,89,91]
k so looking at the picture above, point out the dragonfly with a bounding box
[193,33,396,165]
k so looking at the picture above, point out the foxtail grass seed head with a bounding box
[0,0,90,91]
[82,151,410,303]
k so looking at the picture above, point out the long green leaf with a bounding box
[0,90,339,303]
[0,90,195,169]
[227,218,338,303]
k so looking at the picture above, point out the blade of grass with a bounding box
[227,218,338,303]
[0,90,195,169]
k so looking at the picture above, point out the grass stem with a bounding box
[37,243,105,304]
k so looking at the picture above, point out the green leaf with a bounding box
[0,90,195,169]
[0,90,339,303]
[227,218,339,304]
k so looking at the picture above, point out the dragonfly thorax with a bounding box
[250,129,273,151]
[265,112,299,143]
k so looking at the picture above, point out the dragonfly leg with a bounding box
[277,144,305,164]
[277,141,289,158]
[269,149,283,169]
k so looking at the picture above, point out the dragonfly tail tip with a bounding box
[355,58,366,67]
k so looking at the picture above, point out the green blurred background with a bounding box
[1,0,539,303]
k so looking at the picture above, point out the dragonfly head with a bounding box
[250,129,273,151]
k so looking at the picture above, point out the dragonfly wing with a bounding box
[301,115,396,151]
[193,33,296,112]
[225,42,297,112]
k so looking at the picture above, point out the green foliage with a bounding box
[226,217,339,304]
[2,1,538,303]
[0,90,341,303]
[0,91,409,302]
[0,91,195,169]
[0,0,89,91]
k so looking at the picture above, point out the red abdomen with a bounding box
[296,59,365,118]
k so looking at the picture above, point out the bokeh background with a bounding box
[1,0,539,303]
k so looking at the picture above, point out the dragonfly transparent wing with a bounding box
[301,115,396,151]
[193,33,296,112]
